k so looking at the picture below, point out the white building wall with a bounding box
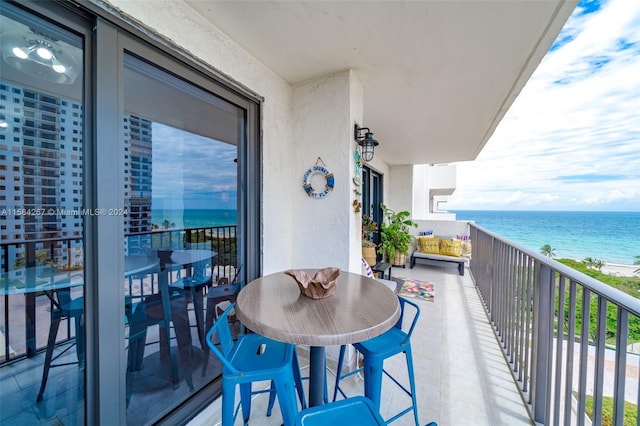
[412,164,457,220]
[387,165,413,214]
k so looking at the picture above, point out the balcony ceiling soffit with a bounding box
[186,0,575,166]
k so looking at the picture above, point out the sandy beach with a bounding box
[601,262,638,277]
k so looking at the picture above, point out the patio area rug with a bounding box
[397,278,435,302]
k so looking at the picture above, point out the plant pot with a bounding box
[392,251,406,266]
[362,246,377,267]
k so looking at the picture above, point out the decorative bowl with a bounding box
[284,267,340,299]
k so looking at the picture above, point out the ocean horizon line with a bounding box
[451,210,639,266]
[450,209,639,214]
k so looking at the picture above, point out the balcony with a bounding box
[186,223,638,425]
[188,251,532,425]
[3,223,637,425]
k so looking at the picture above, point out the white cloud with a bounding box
[151,123,238,209]
[447,0,640,212]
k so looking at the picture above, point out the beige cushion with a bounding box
[440,239,462,257]
[418,236,440,254]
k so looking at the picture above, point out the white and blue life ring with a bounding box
[303,165,334,199]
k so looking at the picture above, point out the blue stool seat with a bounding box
[333,296,421,425]
[206,303,306,426]
[295,396,385,425]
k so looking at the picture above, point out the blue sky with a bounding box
[447,0,640,212]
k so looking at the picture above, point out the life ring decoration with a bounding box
[303,164,335,199]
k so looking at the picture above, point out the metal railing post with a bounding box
[25,241,37,357]
[532,262,553,424]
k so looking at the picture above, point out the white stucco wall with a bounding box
[291,71,364,272]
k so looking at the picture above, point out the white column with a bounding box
[290,71,364,273]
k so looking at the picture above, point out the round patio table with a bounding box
[235,269,400,407]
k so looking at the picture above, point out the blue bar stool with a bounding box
[206,303,305,425]
[267,349,326,414]
[333,296,421,425]
[295,396,385,425]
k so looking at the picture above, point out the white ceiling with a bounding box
[185,0,576,166]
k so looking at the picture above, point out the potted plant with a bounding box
[378,204,418,266]
[362,214,378,267]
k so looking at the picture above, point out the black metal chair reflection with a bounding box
[125,266,194,406]
[201,276,240,376]
[37,284,84,402]
[169,243,215,350]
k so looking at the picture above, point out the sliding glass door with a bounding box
[121,52,245,424]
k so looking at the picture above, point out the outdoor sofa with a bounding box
[409,235,470,276]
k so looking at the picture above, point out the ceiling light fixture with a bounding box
[0,30,79,84]
[354,123,380,162]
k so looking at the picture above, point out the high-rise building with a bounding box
[1,81,84,271]
[123,114,153,254]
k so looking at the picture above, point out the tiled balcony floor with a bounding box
[188,264,534,426]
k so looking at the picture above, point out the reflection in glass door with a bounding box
[123,54,243,424]
[0,3,85,424]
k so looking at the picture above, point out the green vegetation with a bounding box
[148,229,237,267]
[557,258,640,296]
[13,249,82,271]
[583,257,604,271]
[186,231,237,267]
[151,219,176,230]
[13,250,51,269]
[361,214,377,248]
[378,204,418,261]
[583,394,637,426]
[555,258,640,345]
[540,244,556,258]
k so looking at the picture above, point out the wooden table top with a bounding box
[236,270,400,346]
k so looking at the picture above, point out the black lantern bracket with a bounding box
[354,123,379,162]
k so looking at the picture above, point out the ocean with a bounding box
[151,209,237,230]
[452,210,640,266]
[153,209,639,265]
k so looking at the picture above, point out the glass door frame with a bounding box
[362,165,384,255]
[93,23,262,424]
[3,0,94,423]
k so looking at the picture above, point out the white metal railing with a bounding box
[470,224,640,426]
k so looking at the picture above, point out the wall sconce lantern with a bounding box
[354,123,379,162]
